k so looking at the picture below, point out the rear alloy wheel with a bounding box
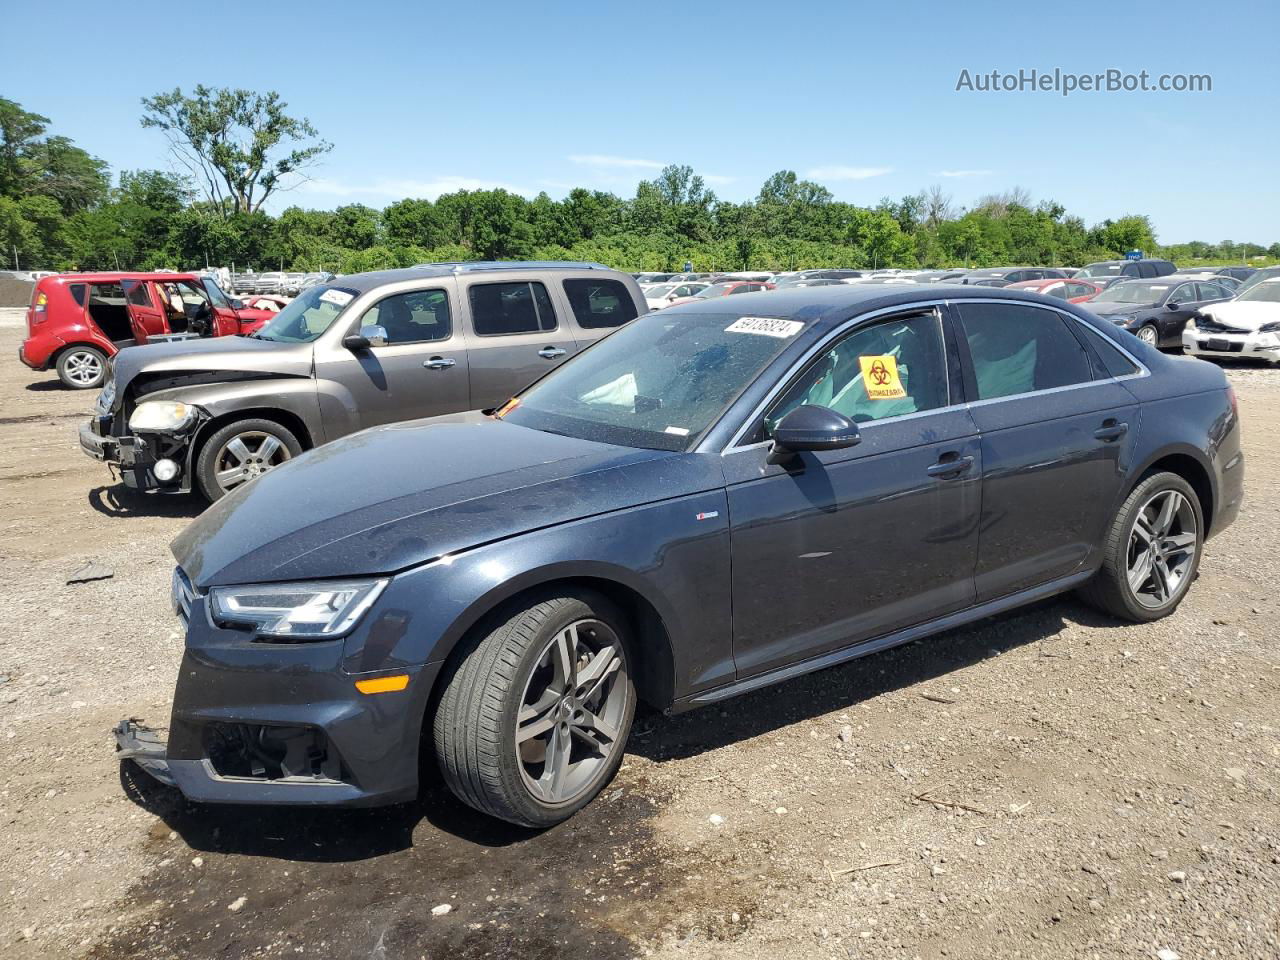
[1079,471,1203,622]
[434,591,635,827]
[1136,324,1159,347]
[194,418,301,502]
[56,347,107,389]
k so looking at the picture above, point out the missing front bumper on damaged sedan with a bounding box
[114,717,346,792]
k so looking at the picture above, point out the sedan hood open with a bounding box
[1198,301,1280,331]
[173,412,719,587]
[111,336,313,393]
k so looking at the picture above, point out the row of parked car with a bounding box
[93,257,1241,833]
[228,271,333,297]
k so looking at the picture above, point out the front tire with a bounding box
[433,590,635,828]
[1136,324,1159,348]
[194,418,301,502]
[56,346,107,389]
[1079,471,1203,622]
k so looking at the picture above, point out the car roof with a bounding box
[335,261,619,293]
[40,271,201,285]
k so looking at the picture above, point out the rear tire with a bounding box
[56,346,107,389]
[433,590,635,828]
[194,418,301,502]
[1078,471,1203,622]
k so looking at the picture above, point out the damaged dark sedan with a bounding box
[117,285,1243,827]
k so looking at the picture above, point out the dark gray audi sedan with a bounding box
[117,284,1243,827]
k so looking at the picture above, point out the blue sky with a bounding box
[4,0,1277,243]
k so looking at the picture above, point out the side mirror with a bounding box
[1166,301,1179,310]
[767,404,861,465]
[343,324,388,350]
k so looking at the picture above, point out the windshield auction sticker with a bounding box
[725,317,804,338]
[859,355,907,400]
[319,289,355,307]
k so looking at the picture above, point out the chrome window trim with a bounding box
[720,297,1150,454]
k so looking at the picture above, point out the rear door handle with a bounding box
[538,346,567,359]
[423,356,456,370]
[1094,420,1128,441]
[927,453,975,479]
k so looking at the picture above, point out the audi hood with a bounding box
[172,412,722,587]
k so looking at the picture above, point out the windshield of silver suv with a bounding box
[249,284,359,342]
[500,311,802,451]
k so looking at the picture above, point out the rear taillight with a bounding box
[1227,383,1238,418]
[30,291,47,324]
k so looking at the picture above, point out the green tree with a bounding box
[140,86,331,216]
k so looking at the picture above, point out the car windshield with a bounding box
[1093,281,1169,304]
[248,284,358,342]
[1238,281,1280,303]
[1236,268,1280,295]
[694,283,734,298]
[1079,263,1124,277]
[500,311,804,451]
[646,284,677,298]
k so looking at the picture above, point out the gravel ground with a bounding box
[0,326,1276,960]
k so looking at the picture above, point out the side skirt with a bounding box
[671,569,1094,713]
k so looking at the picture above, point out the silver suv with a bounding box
[78,261,646,500]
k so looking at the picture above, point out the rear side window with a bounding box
[562,278,638,330]
[469,281,557,336]
[955,302,1093,400]
[357,289,452,344]
[68,283,87,306]
[1084,328,1141,378]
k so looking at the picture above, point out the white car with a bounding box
[644,282,708,310]
[1183,278,1280,364]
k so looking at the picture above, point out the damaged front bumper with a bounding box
[114,719,176,787]
[79,416,200,494]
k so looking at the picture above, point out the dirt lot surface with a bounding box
[0,324,1277,960]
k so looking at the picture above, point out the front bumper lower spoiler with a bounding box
[114,718,176,787]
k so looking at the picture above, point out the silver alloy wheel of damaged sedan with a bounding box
[1127,488,1198,609]
[516,619,629,804]
[1136,324,1159,346]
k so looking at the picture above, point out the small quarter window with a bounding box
[562,278,638,330]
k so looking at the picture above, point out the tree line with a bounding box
[2,91,1276,276]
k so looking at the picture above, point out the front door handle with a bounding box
[538,346,567,359]
[926,454,975,479]
[1093,420,1128,442]
[423,356,456,370]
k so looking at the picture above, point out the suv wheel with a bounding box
[1136,324,1159,347]
[56,347,107,389]
[1079,471,1203,622]
[434,590,635,828]
[194,418,301,502]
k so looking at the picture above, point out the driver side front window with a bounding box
[761,312,948,438]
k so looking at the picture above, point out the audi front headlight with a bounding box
[129,400,197,433]
[209,579,388,640]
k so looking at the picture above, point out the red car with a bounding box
[667,279,775,307]
[231,294,293,325]
[1005,278,1102,304]
[20,272,268,389]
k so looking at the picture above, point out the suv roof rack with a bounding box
[412,260,611,273]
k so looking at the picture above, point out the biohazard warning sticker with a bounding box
[858,354,907,400]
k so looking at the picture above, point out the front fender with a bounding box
[338,490,734,707]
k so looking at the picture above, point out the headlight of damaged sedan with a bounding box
[1260,321,1280,334]
[209,579,388,640]
[128,400,197,433]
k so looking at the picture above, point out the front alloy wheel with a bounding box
[434,591,636,827]
[194,418,302,501]
[1136,324,1159,346]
